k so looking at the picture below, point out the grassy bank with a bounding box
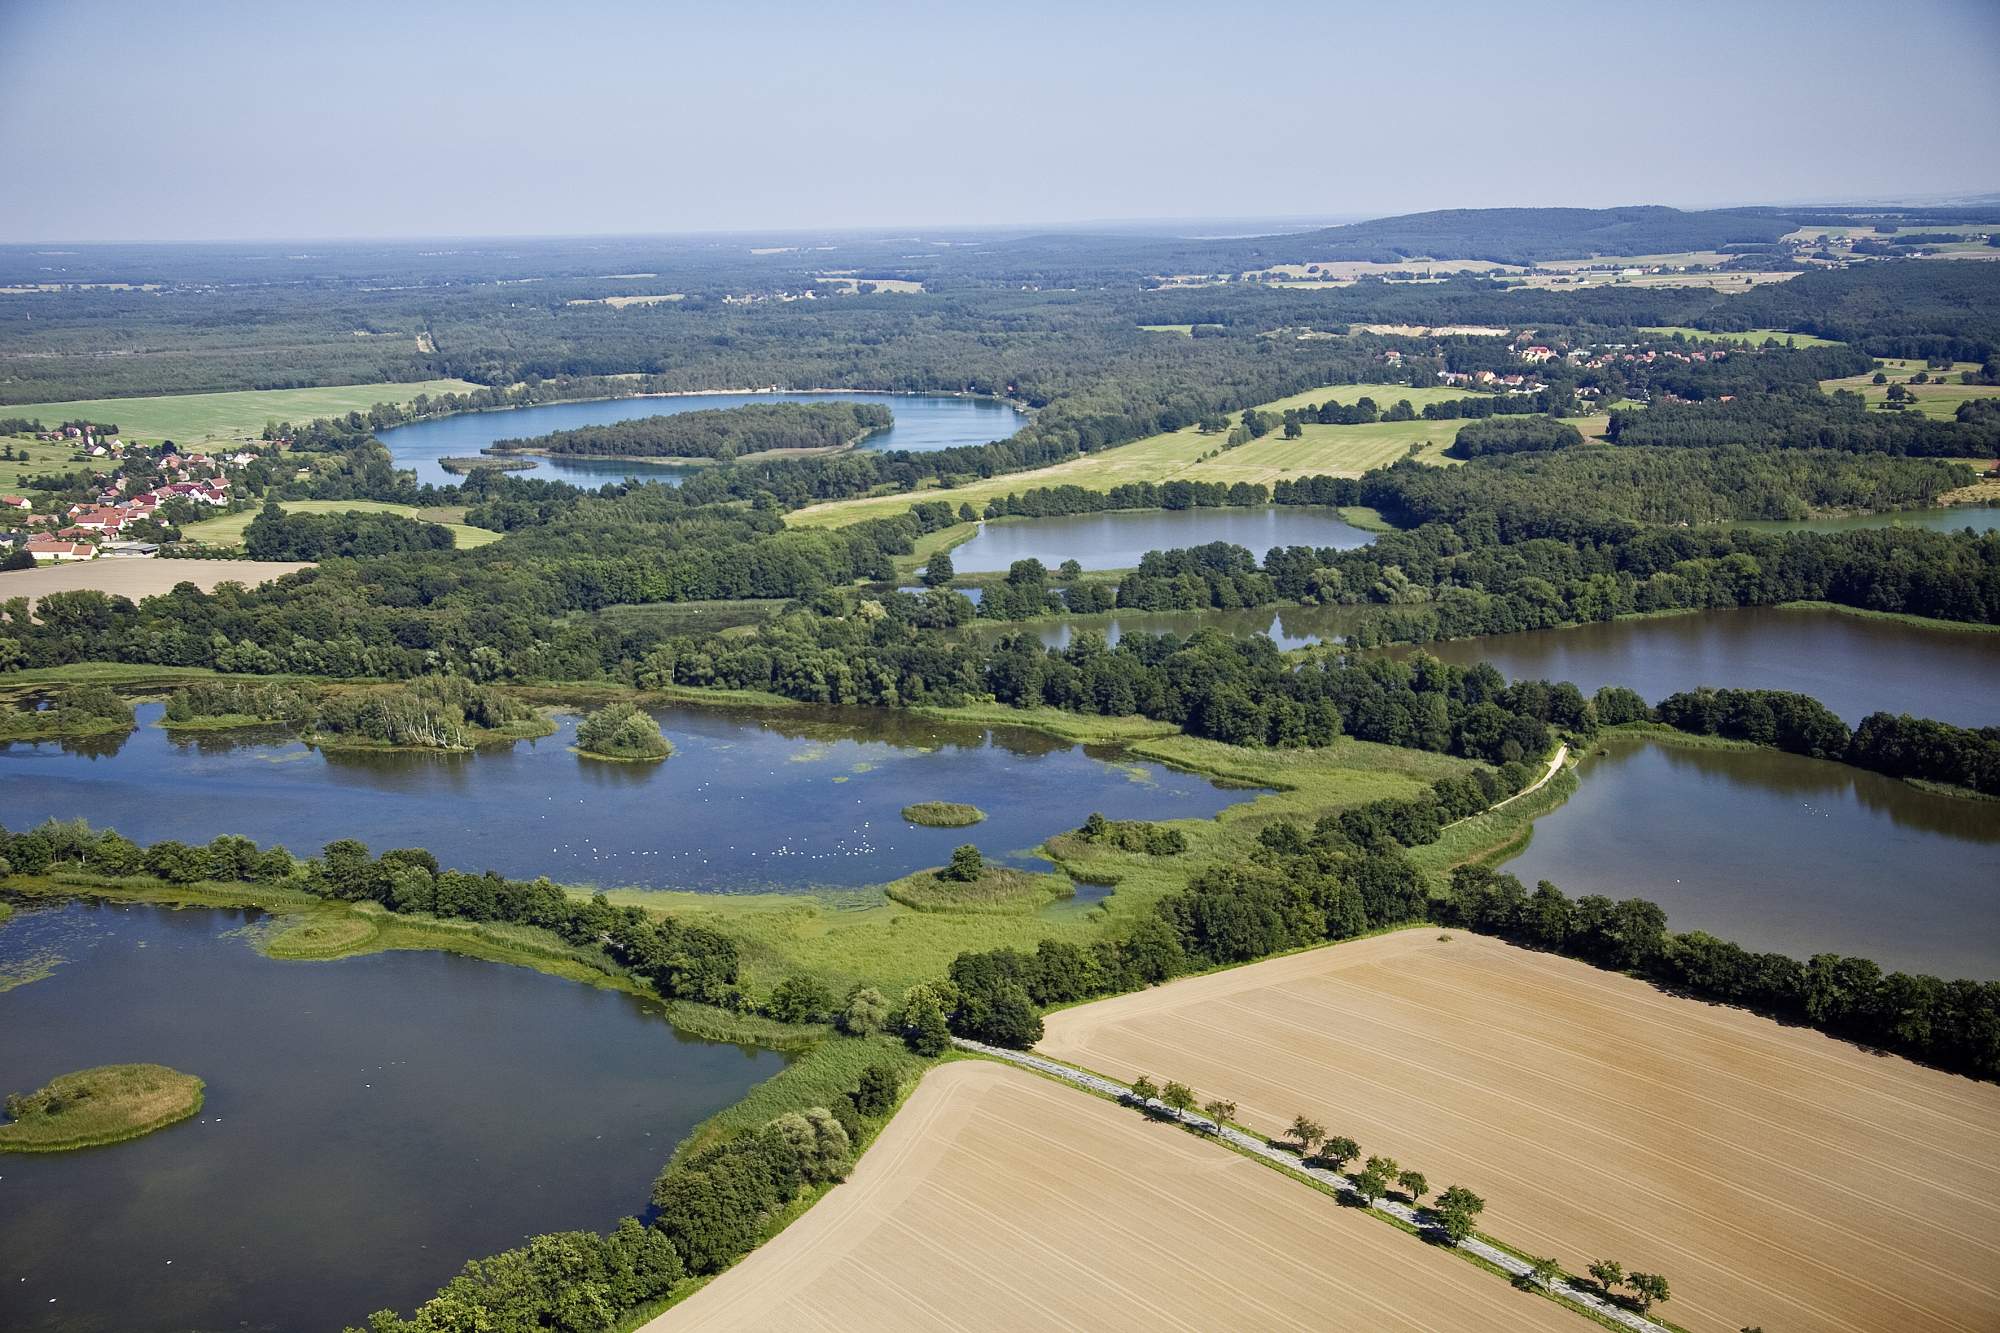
[0,1063,205,1152]
[1778,600,2000,634]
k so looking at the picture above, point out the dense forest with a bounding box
[489,402,892,461]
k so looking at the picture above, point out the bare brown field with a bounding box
[1039,929,2000,1333]
[655,1059,1576,1332]
[0,559,311,607]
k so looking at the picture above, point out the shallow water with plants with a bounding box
[0,898,783,1333]
[0,703,1257,891]
[379,392,1028,486]
[1500,737,2000,979]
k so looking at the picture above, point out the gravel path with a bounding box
[956,1037,1670,1333]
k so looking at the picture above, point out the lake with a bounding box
[948,507,1376,573]
[380,392,1028,486]
[1725,506,2000,536]
[0,897,783,1333]
[0,703,1257,891]
[1380,606,1999,726]
[1500,737,2000,980]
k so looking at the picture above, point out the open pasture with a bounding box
[180,499,501,549]
[1639,326,1841,348]
[653,1059,1575,1332]
[787,383,1458,528]
[2,379,482,445]
[0,558,312,607]
[1819,361,1999,419]
[1038,928,2000,1333]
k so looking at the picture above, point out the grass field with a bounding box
[0,558,312,606]
[0,435,83,489]
[0,1063,205,1152]
[1038,929,2000,1333]
[653,1059,1576,1332]
[1639,326,1840,348]
[180,499,502,549]
[1817,361,1999,419]
[3,379,482,445]
[788,383,1465,530]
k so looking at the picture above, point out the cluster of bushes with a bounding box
[309,679,543,750]
[574,701,672,760]
[1074,812,1186,855]
[242,504,455,560]
[490,402,892,462]
[162,680,314,727]
[1447,415,1582,459]
[8,685,136,737]
[1440,865,2000,1080]
[1653,687,2000,795]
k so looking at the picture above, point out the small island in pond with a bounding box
[574,701,674,761]
[486,401,892,464]
[900,801,986,827]
[437,454,537,475]
[885,844,1071,913]
[0,1063,206,1153]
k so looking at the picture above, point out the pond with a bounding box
[947,507,1376,574]
[380,392,1029,486]
[1500,737,2000,980]
[0,898,783,1333]
[0,703,1258,891]
[1378,606,2000,726]
[1724,505,2000,536]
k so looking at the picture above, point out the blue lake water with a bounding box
[381,392,1028,486]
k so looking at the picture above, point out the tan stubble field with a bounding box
[1038,929,2000,1333]
[655,1059,1577,1332]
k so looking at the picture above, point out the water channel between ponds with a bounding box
[0,897,784,1333]
[0,703,1259,891]
[378,391,1029,487]
[1499,736,2000,981]
[946,506,1376,573]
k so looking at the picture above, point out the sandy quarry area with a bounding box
[655,1059,1575,1332]
[1038,928,2000,1333]
[0,559,311,607]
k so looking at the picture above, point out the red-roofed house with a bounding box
[25,538,93,562]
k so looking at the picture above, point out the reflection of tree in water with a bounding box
[1638,738,2000,842]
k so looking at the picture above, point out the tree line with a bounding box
[488,402,892,462]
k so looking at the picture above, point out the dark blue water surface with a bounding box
[0,703,1257,891]
[380,392,1027,486]
[0,898,782,1333]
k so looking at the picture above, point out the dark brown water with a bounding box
[0,898,783,1333]
[1500,738,2000,979]
[1383,607,2000,726]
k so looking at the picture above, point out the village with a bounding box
[2,421,252,563]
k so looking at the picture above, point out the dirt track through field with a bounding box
[653,1060,1576,1332]
[1039,930,2000,1333]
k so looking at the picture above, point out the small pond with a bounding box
[1501,737,2000,980]
[947,507,1375,574]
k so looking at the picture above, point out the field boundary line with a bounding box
[955,1037,1673,1333]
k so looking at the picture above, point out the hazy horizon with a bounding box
[3,0,1998,245]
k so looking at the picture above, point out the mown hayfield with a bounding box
[1638,326,1841,348]
[1039,929,2000,1333]
[1818,362,1999,420]
[180,499,501,549]
[0,558,312,607]
[787,383,1459,529]
[653,1059,1575,1332]
[3,379,482,445]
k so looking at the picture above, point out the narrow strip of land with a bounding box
[954,1038,1668,1333]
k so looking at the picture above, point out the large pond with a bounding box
[0,703,1256,891]
[1724,505,2000,536]
[381,392,1028,487]
[1380,606,2000,726]
[1500,738,2000,980]
[949,507,1376,573]
[0,898,783,1333]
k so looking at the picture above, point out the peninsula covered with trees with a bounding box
[487,401,892,463]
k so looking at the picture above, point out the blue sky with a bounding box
[2,0,1996,241]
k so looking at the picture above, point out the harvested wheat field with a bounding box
[654,1060,1574,1332]
[0,559,311,608]
[1040,929,2000,1333]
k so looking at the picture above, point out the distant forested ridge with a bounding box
[490,402,892,461]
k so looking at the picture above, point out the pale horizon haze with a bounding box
[2,0,1997,243]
